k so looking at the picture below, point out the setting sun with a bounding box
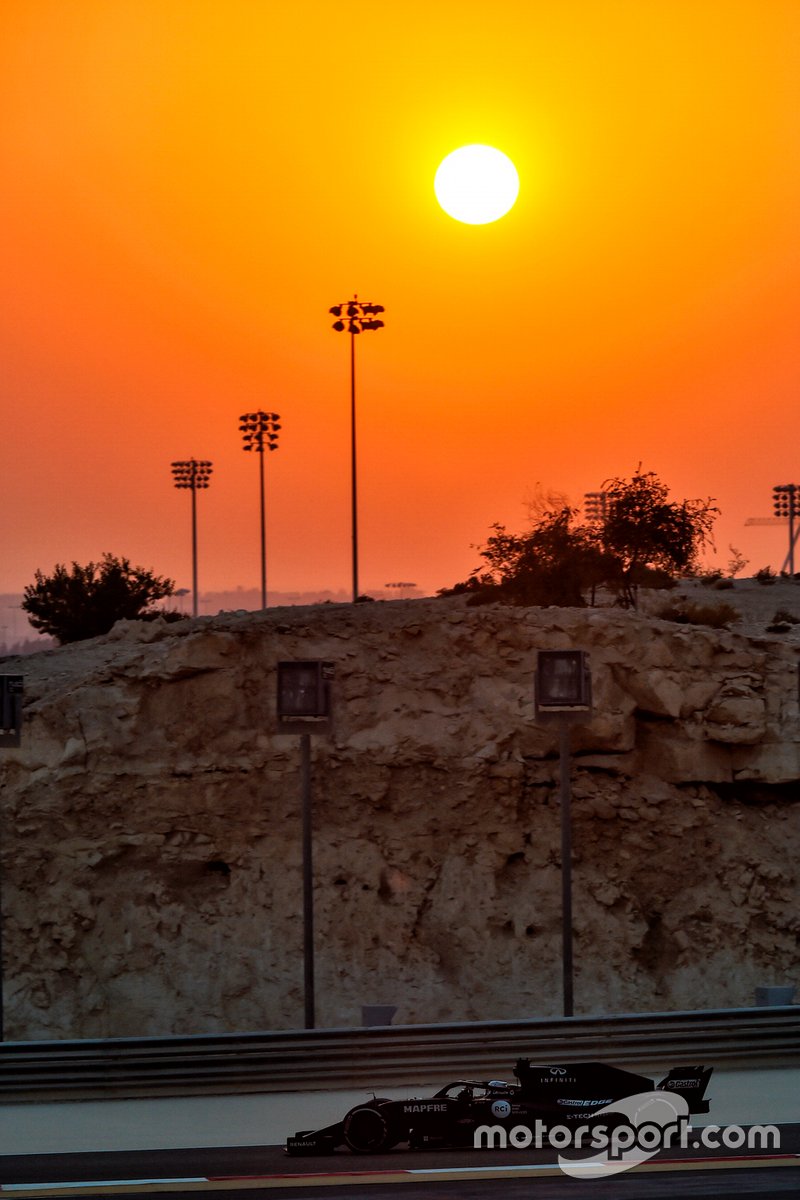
[434,145,520,225]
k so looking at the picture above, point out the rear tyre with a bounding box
[343,1101,398,1153]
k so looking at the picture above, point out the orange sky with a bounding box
[1,1,799,603]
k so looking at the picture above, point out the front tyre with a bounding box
[343,1101,398,1153]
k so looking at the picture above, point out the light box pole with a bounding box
[534,650,592,1018]
[277,661,334,1029]
[0,674,23,1043]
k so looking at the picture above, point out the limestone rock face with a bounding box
[0,598,798,1038]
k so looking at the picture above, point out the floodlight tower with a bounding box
[239,411,281,608]
[772,484,800,577]
[583,492,608,523]
[329,296,385,602]
[171,459,213,616]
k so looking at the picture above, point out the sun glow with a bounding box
[434,145,520,225]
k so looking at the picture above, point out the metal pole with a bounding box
[259,448,267,609]
[559,720,574,1018]
[350,331,358,603]
[191,479,199,618]
[792,521,800,580]
[790,489,796,579]
[301,732,315,1028]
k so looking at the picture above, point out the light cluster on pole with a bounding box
[171,459,213,490]
[240,411,281,609]
[583,492,608,522]
[329,300,385,334]
[171,459,213,617]
[772,483,797,518]
[240,411,281,453]
[773,484,799,576]
[329,295,386,602]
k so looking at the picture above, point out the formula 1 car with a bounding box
[285,1059,712,1154]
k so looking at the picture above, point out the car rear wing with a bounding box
[657,1065,713,1113]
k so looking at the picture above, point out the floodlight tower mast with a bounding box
[239,411,281,608]
[329,296,385,602]
[772,484,800,576]
[171,459,213,616]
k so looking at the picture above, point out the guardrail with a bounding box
[0,1006,797,1101]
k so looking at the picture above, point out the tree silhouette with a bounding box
[442,508,619,607]
[601,470,718,606]
[22,554,177,644]
[441,471,718,609]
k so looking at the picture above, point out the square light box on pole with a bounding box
[277,661,334,1030]
[0,675,23,749]
[534,650,592,1019]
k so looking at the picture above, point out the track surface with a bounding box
[0,1124,798,1198]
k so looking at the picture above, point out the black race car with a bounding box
[286,1058,712,1154]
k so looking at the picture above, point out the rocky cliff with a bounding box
[1,596,797,1038]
